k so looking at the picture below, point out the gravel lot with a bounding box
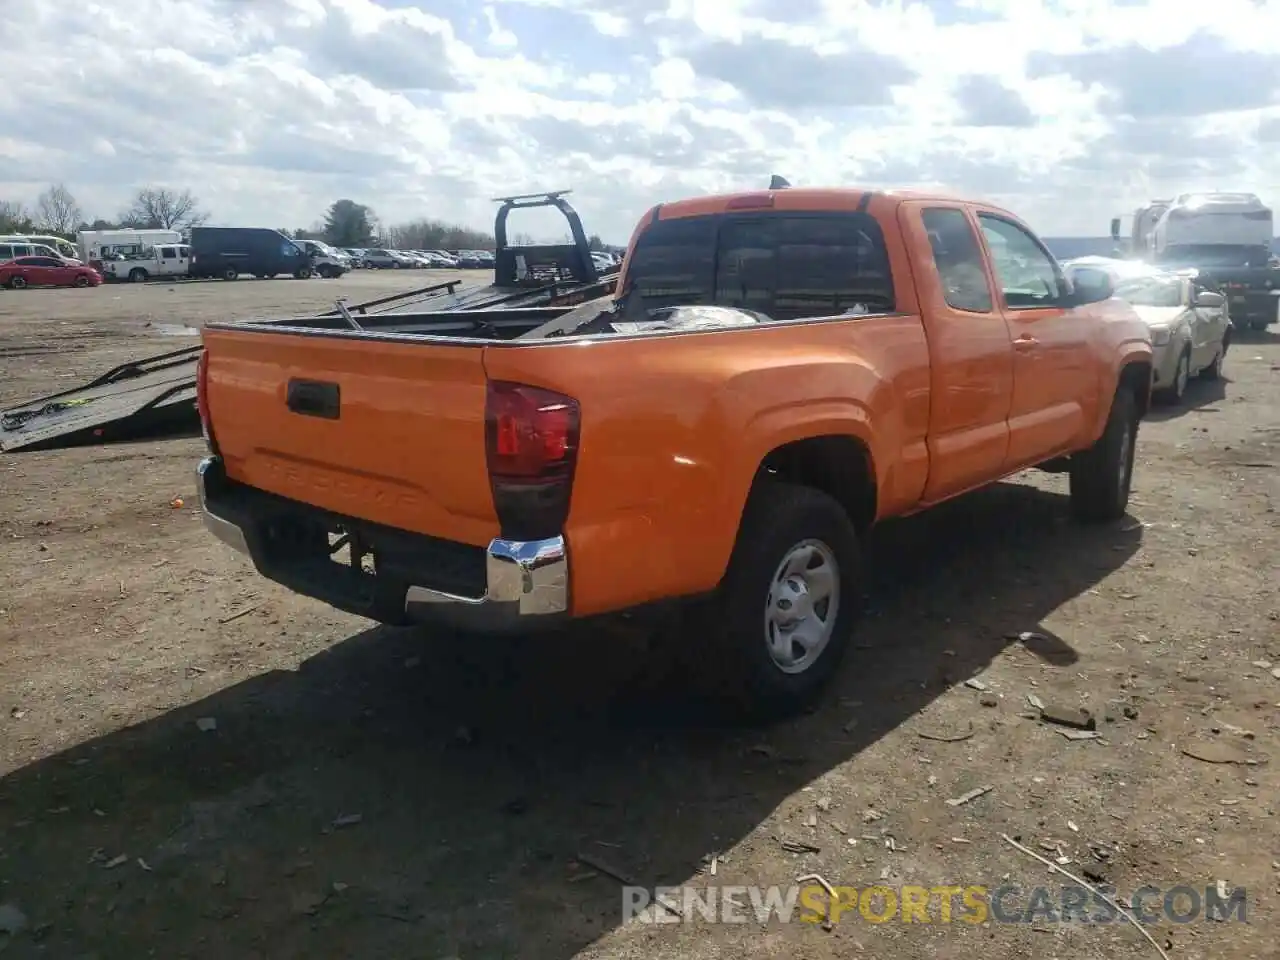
[0,275,1277,960]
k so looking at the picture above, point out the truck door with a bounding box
[975,213,1093,470]
[904,204,1015,503]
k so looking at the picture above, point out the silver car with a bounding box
[1067,258,1230,403]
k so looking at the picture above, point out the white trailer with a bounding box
[77,229,183,264]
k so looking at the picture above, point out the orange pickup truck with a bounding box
[195,187,1152,716]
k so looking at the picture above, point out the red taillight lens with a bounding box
[485,381,578,482]
[485,381,580,539]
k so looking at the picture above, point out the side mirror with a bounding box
[1068,267,1114,305]
[1193,290,1224,309]
[1109,217,1121,241]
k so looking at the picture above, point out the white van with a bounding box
[0,240,73,262]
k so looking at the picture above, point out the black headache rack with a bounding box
[383,190,620,314]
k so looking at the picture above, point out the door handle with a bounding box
[1013,336,1039,350]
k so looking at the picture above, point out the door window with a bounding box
[159,246,176,258]
[977,215,1066,309]
[922,207,993,313]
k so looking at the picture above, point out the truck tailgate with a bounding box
[202,328,499,547]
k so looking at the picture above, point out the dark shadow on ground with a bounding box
[1144,373,1229,422]
[0,480,1142,959]
[1232,325,1279,346]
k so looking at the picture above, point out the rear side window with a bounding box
[623,217,717,308]
[626,212,894,320]
[922,208,993,313]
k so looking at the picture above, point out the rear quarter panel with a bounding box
[483,316,931,616]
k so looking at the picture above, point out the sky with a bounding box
[4,0,1280,243]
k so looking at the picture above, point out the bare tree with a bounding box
[34,183,84,234]
[122,187,209,230]
[0,200,34,234]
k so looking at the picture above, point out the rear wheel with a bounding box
[295,265,313,279]
[8,276,28,290]
[128,268,148,283]
[222,267,239,281]
[1249,317,1272,331]
[696,482,862,719]
[1069,387,1139,523]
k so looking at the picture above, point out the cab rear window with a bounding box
[626,212,895,320]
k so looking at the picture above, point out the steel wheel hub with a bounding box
[764,539,840,675]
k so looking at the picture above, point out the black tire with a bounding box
[9,276,27,290]
[73,275,90,288]
[1198,341,1225,381]
[295,266,313,280]
[1069,387,1139,524]
[1249,317,1271,331]
[128,268,148,283]
[697,482,863,719]
[222,267,239,281]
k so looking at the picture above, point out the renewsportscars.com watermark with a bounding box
[623,883,1247,925]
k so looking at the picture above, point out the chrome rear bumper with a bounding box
[195,456,568,629]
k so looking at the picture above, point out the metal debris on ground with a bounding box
[331,813,363,828]
[796,873,838,931]
[1180,742,1254,765]
[218,604,259,624]
[103,854,128,869]
[1039,704,1096,730]
[779,838,821,854]
[1008,630,1050,643]
[946,785,993,807]
[816,796,832,812]
[195,717,217,732]
[863,808,882,823]
[1000,833,1170,960]
[1026,693,1045,710]
[964,678,988,691]
[575,852,634,885]
[918,722,974,743]
[1059,729,1101,741]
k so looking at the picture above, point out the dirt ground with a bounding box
[0,275,1277,960]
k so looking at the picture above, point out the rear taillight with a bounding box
[195,348,216,452]
[484,380,580,541]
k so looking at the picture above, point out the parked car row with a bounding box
[340,248,492,269]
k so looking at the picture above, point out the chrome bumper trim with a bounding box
[196,456,249,555]
[196,456,568,627]
[404,536,569,617]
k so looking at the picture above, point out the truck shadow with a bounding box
[0,479,1141,958]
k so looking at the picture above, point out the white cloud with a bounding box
[3,0,1280,241]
